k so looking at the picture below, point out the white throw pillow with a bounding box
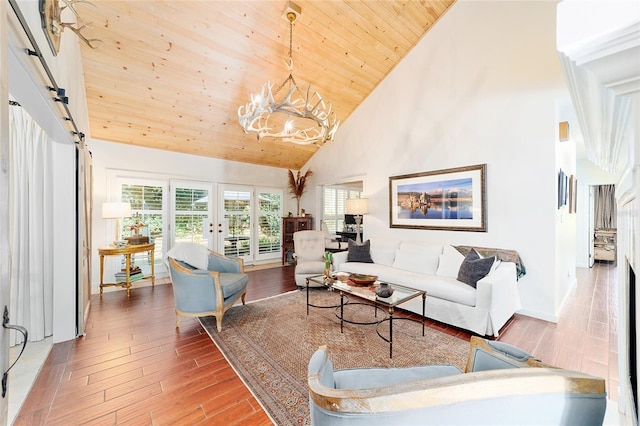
[436,253,464,278]
[370,248,397,266]
[393,249,439,275]
[166,243,209,270]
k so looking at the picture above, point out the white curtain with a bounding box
[8,103,54,345]
[594,184,617,230]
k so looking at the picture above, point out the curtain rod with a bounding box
[8,0,84,144]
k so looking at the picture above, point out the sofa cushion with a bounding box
[220,273,249,298]
[457,249,495,288]
[397,241,443,275]
[341,262,477,307]
[393,250,436,275]
[436,251,465,278]
[347,239,373,263]
[369,238,401,266]
[404,274,478,307]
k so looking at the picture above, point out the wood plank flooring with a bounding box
[14,261,618,424]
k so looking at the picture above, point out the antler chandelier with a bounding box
[238,2,339,146]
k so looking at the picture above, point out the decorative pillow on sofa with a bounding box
[435,252,465,278]
[393,250,438,274]
[347,239,374,263]
[394,242,443,275]
[457,249,495,288]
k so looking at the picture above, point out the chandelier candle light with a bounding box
[238,1,339,145]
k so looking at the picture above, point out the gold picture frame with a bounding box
[389,164,487,232]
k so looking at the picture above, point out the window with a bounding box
[222,189,252,258]
[323,183,363,234]
[120,181,166,270]
[257,191,282,255]
[172,183,211,246]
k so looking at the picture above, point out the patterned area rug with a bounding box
[199,289,470,425]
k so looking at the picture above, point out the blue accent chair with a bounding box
[308,336,607,425]
[167,247,248,331]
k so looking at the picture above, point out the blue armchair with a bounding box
[308,336,606,425]
[166,244,248,331]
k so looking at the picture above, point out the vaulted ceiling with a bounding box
[78,1,455,169]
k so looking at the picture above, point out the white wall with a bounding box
[306,1,569,322]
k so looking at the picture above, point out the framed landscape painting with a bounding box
[389,164,487,232]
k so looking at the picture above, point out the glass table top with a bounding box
[307,273,425,307]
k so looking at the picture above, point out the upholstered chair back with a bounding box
[293,230,325,261]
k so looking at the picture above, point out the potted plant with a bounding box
[287,169,313,217]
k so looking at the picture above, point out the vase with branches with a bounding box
[288,169,313,217]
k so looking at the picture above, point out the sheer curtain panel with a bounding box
[8,104,54,345]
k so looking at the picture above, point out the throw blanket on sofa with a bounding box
[454,245,527,280]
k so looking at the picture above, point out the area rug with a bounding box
[199,289,470,425]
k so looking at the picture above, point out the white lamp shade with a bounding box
[346,198,369,215]
[102,202,132,219]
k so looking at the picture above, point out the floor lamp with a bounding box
[346,198,368,244]
[102,202,132,245]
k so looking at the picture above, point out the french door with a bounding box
[170,180,213,249]
[120,179,167,275]
[218,185,283,263]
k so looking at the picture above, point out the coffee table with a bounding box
[305,274,426,358]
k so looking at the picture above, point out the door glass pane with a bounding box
[223,190,251,258]
[257,191,282,255]
[121,184,164,268]
[174,187,209,245]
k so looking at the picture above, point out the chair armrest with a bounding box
[207,250,245,273]
[465,336,551,373]
[332,251,349,269]
[475,262,521,336]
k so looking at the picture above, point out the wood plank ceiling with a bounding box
[78,1,455,169]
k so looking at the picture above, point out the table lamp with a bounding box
[346,198,368,244]
[102,202,132,245]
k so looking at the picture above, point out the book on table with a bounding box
[114,267,144,283]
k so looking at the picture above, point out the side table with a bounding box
[98,243,155,296]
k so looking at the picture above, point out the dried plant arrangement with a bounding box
[288,169,313,216]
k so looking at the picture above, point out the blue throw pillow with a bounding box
[347,239,373,263]
[457,249,495,288]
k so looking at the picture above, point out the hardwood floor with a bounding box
[14,261,618,425]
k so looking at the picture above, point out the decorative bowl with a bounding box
[349,273,378,286]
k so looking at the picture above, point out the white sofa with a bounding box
[332,238,522,337]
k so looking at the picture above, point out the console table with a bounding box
[98,243,155,296]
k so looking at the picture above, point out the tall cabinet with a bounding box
[282,217,312,264]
